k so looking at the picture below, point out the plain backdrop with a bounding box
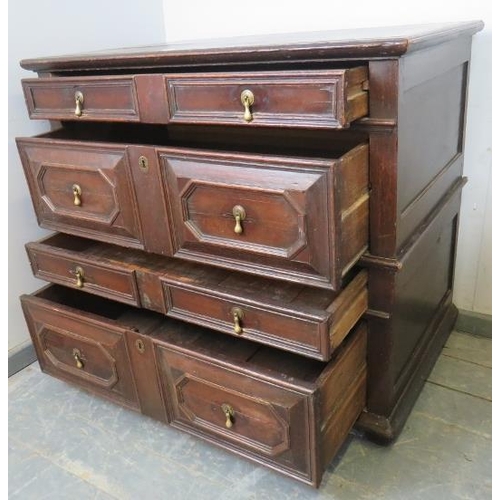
[8,1,492,355]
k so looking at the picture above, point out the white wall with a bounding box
[8,0,166,352]
[162,0,492,315]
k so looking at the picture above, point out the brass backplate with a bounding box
[135,338,145,353]
[138,156,149,172]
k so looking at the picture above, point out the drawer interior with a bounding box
[39,122,367,159]
[153,316,345,384]
[34,284,129,320]
[34,232,97,252]
[31,284,166,334]
[31,233,359,311]
[47,61,367,78]
[31,283,365,387]
[29,233,168,269]
[31,233,339,305]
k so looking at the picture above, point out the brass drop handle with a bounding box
[73,348,84,369]
[72,184,82,206]
[74,91,84,117]
[74,266,84,288]
[232,205,246,235]
[221,403,235,429]
[231,307,244,335]
[240,89,254,123]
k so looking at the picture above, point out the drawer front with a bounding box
[156,345,312,477]
[22,77,140,122]
[165,68,368,128]
[20,291,139,408]
[163,282,325,358]
[161,270,368,361]
[17,139,144,249]
[26,242,140,306]
[161,150,335,288]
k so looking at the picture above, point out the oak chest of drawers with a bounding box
[17,21,483,487]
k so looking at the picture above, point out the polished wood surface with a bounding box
[162,143,368,290]
[20,22,483,72]
[27,236,141,306]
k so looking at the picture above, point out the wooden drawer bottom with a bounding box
[20,285,366,487]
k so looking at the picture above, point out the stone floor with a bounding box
[8,331,492,500]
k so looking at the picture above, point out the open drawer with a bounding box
[20,285,163,412]
[22,67,368,129]
[20,283,366,487]
[17,128,368,291]
[26,233,368,361]
[154,319,367,487]
[164,68,368,128]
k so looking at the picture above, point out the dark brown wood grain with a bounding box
[359,174,465,440]
[356,35,474,439]
[19,22,483,73]
[134,74,171,123]
[396,47,471,250]
[365,59,399,258]
[126,144,174,256]
[21,283,367,488]
[125,328,167,423]
[165,68,368,129]
[23,76,140,122]
[27,240,141,306]
[22,68,368,129]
